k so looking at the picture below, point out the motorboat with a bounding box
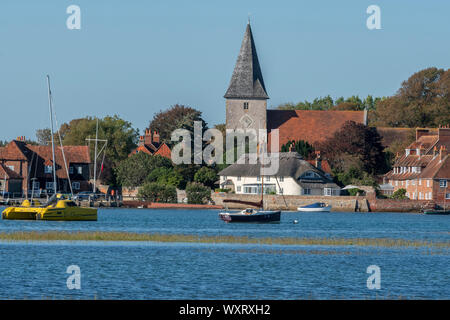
[297,202,332,212]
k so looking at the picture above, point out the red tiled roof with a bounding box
[267,110,365,149]
[420,155,450,179]
[129,142,171,159]
[0,163,23,179]
[0,140,29,160]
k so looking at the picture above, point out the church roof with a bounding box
[267,110,366,148]
[224,23,269,100]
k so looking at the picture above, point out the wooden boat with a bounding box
[297,202,332,212]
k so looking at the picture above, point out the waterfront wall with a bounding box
[212,193,429,212]
[211,193,368,212]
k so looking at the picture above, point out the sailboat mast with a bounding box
[93,118,99,193]
[46,75,57,195]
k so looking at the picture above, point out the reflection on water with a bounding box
[0,208,448,299]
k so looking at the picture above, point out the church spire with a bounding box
[224,22,269,99]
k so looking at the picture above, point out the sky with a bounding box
[0,0,449,141]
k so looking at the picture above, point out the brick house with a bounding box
[384,127,450,202]
[129,128,171,159]
[0,138,92,196]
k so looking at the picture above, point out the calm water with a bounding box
[0,208,448,299]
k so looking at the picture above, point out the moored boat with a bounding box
[219,208,281,223]
[423,209,450,215]
[297,202,331,212]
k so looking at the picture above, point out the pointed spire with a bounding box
[224,22,269,99]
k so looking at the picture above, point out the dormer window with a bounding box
[44,165,52,174]
[243,102,249,110]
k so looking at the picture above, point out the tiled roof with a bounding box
[420,155,450,179]
[0,163,23,179]
[267,110,365,148]
[376,127,412,149]
[129,143,172,159]
[224,23,268,99]
[0,141,90,180]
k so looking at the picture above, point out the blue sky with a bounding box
[0,0,449,141]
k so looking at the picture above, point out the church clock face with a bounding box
[240,114,253,128]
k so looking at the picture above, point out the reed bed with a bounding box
[0,231,449,249]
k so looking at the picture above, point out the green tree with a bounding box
[149,104,207,146]
[391,188,407,200]
[115,153,172,188]
[147,167,183,188]
[194,167,217,188]
[35,128,52,146]
[280,140,315,159]
[186,182,211,204]
[138,182,177,203]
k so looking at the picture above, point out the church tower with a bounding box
[225,22,269,132]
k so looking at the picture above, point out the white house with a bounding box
[218,152,341,196]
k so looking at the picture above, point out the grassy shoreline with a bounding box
[0,231,448,248]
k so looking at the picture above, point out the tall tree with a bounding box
[149,104,207,146]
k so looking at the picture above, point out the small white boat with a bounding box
[297,202,331,212]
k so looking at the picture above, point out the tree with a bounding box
[186,182,211,204]
[391,188,407,200]
[35,128,52,146]
[59,115,138,185]
[372,67,450,127]
[138,182,177,203]
[194,167,217,188]
[318,121,388,175]
[280,140,315,159]
[115,153,172,188]
[149,104,207,146]
[147,167,183,188]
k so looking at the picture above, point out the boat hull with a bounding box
[424,210,450,215]
[219,211,281,223]
[2,203,97,221]
[297,206,332,212]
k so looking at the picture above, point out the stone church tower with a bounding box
[225,22,269,132]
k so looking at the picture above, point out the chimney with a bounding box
[138,135,145,146]
[433,146,439,158]
[438,125,450,138]
[152,131,160,144]
[416,128,430,141]
[144,129,153,146]
[315,151,322,170]
[440,145,448,162]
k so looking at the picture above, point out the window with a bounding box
[265,176,270,182]
[69,166,74,174]
[32,181,40,190]
[419,179,422,186]
[439,180,447,188]
[237,176,241,181]
[72,182,80,190]
[419,192,422,200]
[427,180,430,187]
[279,176,284,182]
[279,188,284,194]
[77,166,83,175]
[303,188,311,195]
[257,176,261,181]
[446,193,450,200]
[46,182,54,190]
[243,102,249,110]
[44,165,52,174]
[236,186,241,192]
[429,192,432,199]
[395,180,398,186]
[412,180,415,185]
[223,176,227,181]
[324,188,332,196]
